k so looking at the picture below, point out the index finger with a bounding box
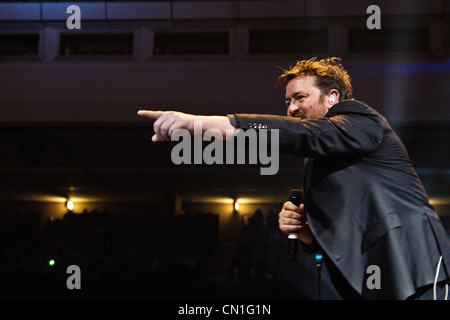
[283,201,300,212]
[137,110,165,119]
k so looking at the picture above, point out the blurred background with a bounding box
[0,0,448,299]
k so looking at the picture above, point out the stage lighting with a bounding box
[65,200,74,211]
[48,259,55,266]
[234,200,239,212]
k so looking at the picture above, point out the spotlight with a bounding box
[48,259,55,266]
[234,199,239,212]
[65,200,74,211]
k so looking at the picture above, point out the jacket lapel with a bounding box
[303,157,314,196]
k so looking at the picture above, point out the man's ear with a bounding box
[327,89,340,107]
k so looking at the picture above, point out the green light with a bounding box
[48,259,55,266]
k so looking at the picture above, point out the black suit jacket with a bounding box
[229,99,450,299]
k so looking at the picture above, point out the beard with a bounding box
[291,109,307,119]
[291,101,328,120]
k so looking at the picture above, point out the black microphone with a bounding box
[288,189,303,261]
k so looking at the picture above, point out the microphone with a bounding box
[288,189,303,261]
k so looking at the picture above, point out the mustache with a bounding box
[291,110,306,119]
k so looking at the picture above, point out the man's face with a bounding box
[285,75,329,120]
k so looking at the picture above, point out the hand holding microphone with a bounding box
[279,190,314,260]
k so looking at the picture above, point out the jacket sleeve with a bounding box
[227,111,384,158]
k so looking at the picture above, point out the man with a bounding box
[138,57,449,300]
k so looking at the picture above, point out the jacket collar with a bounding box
[325,99,373,118]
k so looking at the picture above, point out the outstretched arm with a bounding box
[137,110,238,142]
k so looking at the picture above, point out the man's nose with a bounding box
[287,101,300,116]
